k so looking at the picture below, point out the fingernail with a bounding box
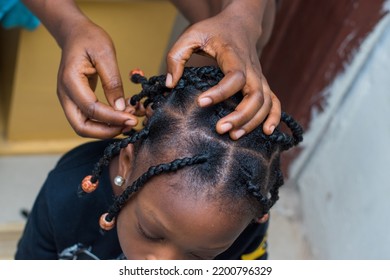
[115,98,125,111]
[269,125,275,134]
[220,122,233,133]
[234,129,245,139]
[125,119,137,126]
[198,97,213,107]
[165,73,173,88]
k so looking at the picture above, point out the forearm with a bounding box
[170,0,269,25]
[222,0,270,39]
[169,0,216,23]
[21,0,89,47]
[212,0,276,52]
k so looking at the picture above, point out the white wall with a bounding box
[291,3,390,259]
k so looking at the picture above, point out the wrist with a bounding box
[223,0,268,23]
[21,0,89,48]
[221,0,268,39]
[54,12,91,48]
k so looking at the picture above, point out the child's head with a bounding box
[81,66,303,259]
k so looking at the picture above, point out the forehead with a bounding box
[135,173,252,247]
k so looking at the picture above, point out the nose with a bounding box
[145,254,157,260]
[144,247,182,260]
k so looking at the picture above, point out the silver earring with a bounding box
[114,175,125,187]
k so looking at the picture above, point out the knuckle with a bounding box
[166,50,183,63]
[256,88,265,101]
[244,86,264,104]
[231,70,246,85]
[263,94,272,109]
[271,94,282,108]
[230,111,248,127]
[83,101,97,119]
[59,72,73,91]
[73,124,88,138]
[214,84,225,100]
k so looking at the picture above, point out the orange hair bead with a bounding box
[129,68,145,78]
[99,213,115,231]
[81,175,99,193]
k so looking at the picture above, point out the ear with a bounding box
[117,143,135,191]
[255,213,269,224]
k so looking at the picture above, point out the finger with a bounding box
[166,32,203,88]
[60,93,128,139]
[83,101,138,127]
[215,70,263,134]
[228,94,272,140]
[60,64,137,127]
[124,105,136,115]
[261,81,281,135]
[262,96,281,135]
[197,46,246,107]
[124,97,145,116]
[222,91,270,140]
[145,103,154,119]
[198,69,246,107]
[94,51,126,111]
[226,76,281,138]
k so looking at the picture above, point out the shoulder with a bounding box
[42,140,118,252]
[42,140,114,201]
[16,139,120,259]
[41,140,116,228]
[44,139,117,211]
[55,139,116,171]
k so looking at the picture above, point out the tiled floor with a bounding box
[0,154,313,260]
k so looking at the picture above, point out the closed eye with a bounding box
[137,222,164,242]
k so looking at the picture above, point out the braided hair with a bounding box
[80,66,303,231]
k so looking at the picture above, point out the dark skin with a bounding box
[22,0,280,139]
[110,143,269,260]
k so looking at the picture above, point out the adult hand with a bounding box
[166,0,281,140]
[56,20,138,138]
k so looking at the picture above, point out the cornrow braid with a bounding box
[99,154,208,231]
[246,181,273,212]
[241,157,282,216]
[240,113,302,215]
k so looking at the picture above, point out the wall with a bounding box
[291,2,390,259]
[0,1,177,155]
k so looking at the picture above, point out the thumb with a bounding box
[95,52,126,111]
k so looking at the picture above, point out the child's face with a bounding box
[116,173,253,260]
